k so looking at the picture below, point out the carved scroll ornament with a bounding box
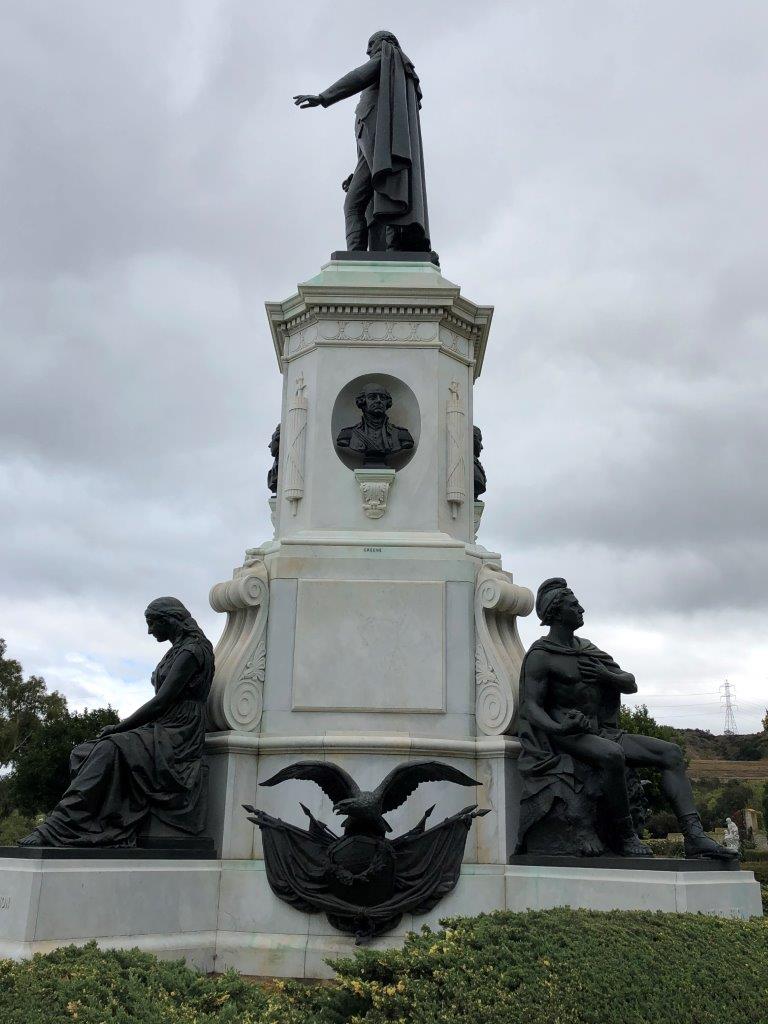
[207,560,269,732]
[474,566,533,736]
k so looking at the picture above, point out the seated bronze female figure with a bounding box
[19,597,214,848]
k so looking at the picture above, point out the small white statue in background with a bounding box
[723,817,741,853]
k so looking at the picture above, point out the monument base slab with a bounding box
[0,857,760,979]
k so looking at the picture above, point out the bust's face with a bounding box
[555,589,585,630]
[474,430,483,456]
[359,386,390,419]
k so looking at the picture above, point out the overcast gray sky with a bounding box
[2,0,767,732]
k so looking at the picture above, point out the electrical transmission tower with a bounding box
[720,679,739,735]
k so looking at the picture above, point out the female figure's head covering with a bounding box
[145,596,197,630]
[535,577,569,625]
[144,596,214,698]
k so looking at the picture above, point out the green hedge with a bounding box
[325,910,768,1024]
[741,848,768,862]
[0,944,270,1024]
[644,837,685,857]
[2,910,768,1024]
[743,861,768,884]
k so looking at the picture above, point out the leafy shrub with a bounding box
[2,911,768,1024]
[0,810,38,845]
[742,862,768,885]
[740,848,768,862]
[327,909,768,1024]
[646,811,678,838]
[644,836,685,857]
[0,942,270,1024]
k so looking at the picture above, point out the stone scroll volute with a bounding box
[474,566,534,736]
[207,560,269,732]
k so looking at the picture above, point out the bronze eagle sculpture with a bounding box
[259,759,479,837]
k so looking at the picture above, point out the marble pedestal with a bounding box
[204,259,533,867]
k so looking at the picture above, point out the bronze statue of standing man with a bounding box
[294,31,431,253]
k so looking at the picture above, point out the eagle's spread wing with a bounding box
[260,760,359,804]
[375,760,479,814]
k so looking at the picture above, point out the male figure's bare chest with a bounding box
[545,655,600,712]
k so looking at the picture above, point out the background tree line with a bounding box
[0,638,118,843]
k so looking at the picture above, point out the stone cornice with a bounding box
[265,261,493,380]
[205,731,521,760]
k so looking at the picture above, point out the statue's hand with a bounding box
[558,709,593,736]
[341,173,353,193]
[580,658,612,686]
[97,724,120,739]
[293,94,322,109]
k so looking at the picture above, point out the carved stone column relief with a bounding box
[474,565,534,736]
[283,374,308,515]
[445,379,466,519]
[207,559,269,732]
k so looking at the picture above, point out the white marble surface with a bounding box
[504,864,763,918]
[292,579,446,712]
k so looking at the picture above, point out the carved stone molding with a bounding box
[474,566,534,736]
[283,374,308,514]
[354,467,396,519]
[446,379,466,519]
[207,560,270,733]
[283,320,475,365]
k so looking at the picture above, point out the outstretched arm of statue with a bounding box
[313,56,381,107]
[522,654,593,736]
[97,651,197,737]
[580,657,637,695]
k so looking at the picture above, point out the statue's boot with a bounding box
[680,812,739,860]
[615,816,653,857]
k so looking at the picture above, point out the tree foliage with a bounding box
[7,706,119,816]
[618,703,683,818]
[0,638,67,768]
[0,639,118,818]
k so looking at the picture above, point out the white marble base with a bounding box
[1,857,760,979]
[505,864,762,918]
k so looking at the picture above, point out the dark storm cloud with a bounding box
[1,1,767,727]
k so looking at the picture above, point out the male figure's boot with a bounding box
[615,815,653,857]
[680,812,739,860]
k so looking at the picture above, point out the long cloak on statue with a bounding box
[515,636,625,853]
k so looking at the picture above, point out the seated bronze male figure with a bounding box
[516,578,736,860]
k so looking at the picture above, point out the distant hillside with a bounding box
[688,758,768,781]
[670,728,768,761]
